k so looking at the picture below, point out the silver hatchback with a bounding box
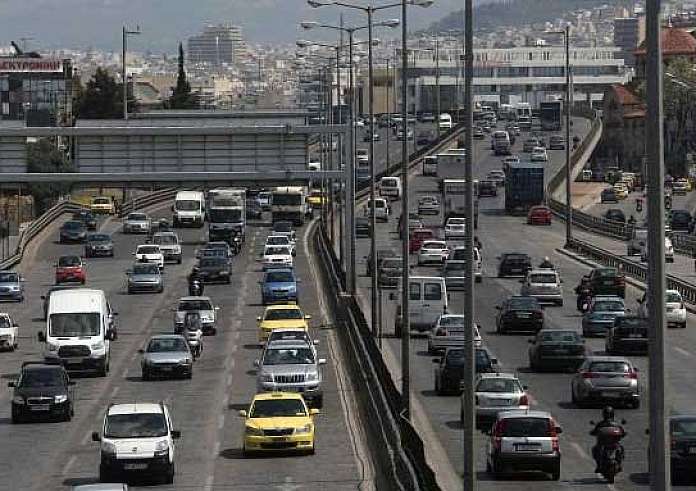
[571,355,640,408]
[520,269,563,306]
[473,373,530,427]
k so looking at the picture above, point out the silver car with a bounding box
[474,372,530,427]
[123,212,151,234]
[255,341,326,408]
[581,296,626,337]
[520,269,563,306]
[0,271,24,302]
[173,296,219,335]
[571,355,640,408]
[126,262,164,294]
[139,334,193,380]
[152,231,182,264]
[417,196,440,215]
[427,314,481,354]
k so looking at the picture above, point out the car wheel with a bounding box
[475,276,482,284]
[571,386,578,405]
[557,299,563,307]
[313,395,323,409]
[185,371,193,380]
[177,256,182,264]
[681,322,687,329]
[163,463,175,485]
[550,464,561,481]
[63,406,72,422]
[142,370,150,381]
[631,398,641,409]
[99,465,114,483]
[11,407,22,424]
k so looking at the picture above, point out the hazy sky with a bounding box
[0,0,477,52]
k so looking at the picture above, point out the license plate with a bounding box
[517,313,530,318]
[629,333,644,338]
[30,405,50,411]
[160,366,173,372]
[274,437,288,442]
[124,463,148,470]
[553,349,568,355]
[602,391,621,398]
[603,280,614,286]
[689,447,696,454]
[515,443,539,451]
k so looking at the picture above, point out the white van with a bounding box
[173,190,205,228]
[39,289,117,376]
[423,155,438,176]
[379,177,402,200]
[364,198,390,222]
[627,228,647,256]
[394,276,448,336]
[439,113,453,131]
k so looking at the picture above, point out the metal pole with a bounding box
[122,26,128,120]
[329,63,335,247]
[400,0,411,420]
[386,58,391,169]
[338,35,345,272]
[368,8,378,338]
[462,0,476,486]
[645,0,669,487]
[435,34,441,138]
[347,29,356,294]
[564,25,572,246]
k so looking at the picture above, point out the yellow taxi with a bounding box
[613,182,629,199]
[305,189,327,209]
[239,392,318,455]
[90,196,115,215]
[257,304,310,343]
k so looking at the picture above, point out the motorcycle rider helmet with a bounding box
[602,406,615,421]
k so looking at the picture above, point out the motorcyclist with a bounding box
[188,267,204,296]
[575,277,592,312]
[590,406,625,474]
[474,236,483,251]
[183,311,203,358]
[538,256,554,269]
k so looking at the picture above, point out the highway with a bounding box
[350,116,696,489]
[0,206,371,490]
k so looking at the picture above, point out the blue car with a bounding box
[581,295,626,337]
[260,268,298,305]
[0,271,24,302]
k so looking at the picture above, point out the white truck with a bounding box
[207,188,246,243]
[173,190,205,227]
[441,178,479,229]
[271,186,310,226]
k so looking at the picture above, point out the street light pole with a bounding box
[122,25,140,120]
[645,0,669,488]
[386,57,391,169]
[435,33,441,137]
[347,28,356,294]
[367,8,380,338]
[564,24,572,246]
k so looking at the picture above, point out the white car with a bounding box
[0,313,18,351]
[638,289,687,329]
[134,244,164,269]
[364,198,390,222]
[427,314,482,354]
[152,231,182,264]
[307,161,321,171]
[123,212,152,234]
[530,147,548,162]
[418,240,449,266]
[92,402,180,483]
[520,269,564,306]
[262,245,294,270]
[265,235,296,256]
[640,236,674,263]
[444,217,467,239]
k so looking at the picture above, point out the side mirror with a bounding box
[305,315,312,320]
[645,428,650,435]
[491,357,498,364]
[8,381,15,387]
[256,316,262,322]
[138,349,144,354]
[38,332,46,342]
[171,430,181,440]
[106,330,116,341]
[214,306,220,311]
[310,408,320,416]
[91,432,101,442]
[253,359,260,368]
[432,358,441,364]
[634,367,639,372]
[318,358,327,365]
[239,410,248,418]
[313,339,320,345]
[40,295,46,300]
[389,293,395,301]
[527,339,534,344]
[621,419,627,425]
[555,426,563,434]
[495,306,501,310]
[589,420,596,425]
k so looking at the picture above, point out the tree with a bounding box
[74,67,136,119]
[26,139,74,215]
[168,43,198,109]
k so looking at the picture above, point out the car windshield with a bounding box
[58,256,81,267]
[269,331,309,343]
[503,254,528,262]
[445,349,490,367]
[264,309,303,320]
[153,234,177,245]
[49,313,100,337]
[593,301,624,312]
[266,236,289,245]
[263,347,315,365]
[133,264,160,275]
[273,222,292,233]
[589,361,631,373]
[540,331,581,343]
[615,317,647,329]
[530,273,557,284]
[21,369,64,388]
[179,300,213,311]
[63,221,82,230]
[0,273,18,283]
[266,271,294,283]
[508,298,539,310]
[422,242,445,249]
[200,257,226,267]
[594,269,617,278]
[440,316,465,327]
[666,292,682,303]
[147,337,189,352]
[105,413,168,438]
[477,378,521,393]
[175,200,200,211]
[250,399,307,418]
[93,198,110,205]
[88,234,110,242]
[137,246,160,255]
[500,417,553,437]
[671,418,696,437]
[127,213,147,221]
[448,219,466,225]
[0,316,9,328]
[265,246,290,255]
[381,259,402,269]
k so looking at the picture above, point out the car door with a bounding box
[409,281,423,327]
[422,280,445,327]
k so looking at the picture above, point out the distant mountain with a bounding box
[428,0,612,33]
[0,0,500,53]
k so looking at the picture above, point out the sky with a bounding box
[0,0,485,53]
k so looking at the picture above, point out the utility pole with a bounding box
[645,0,669,488]
[564,24,572,246]
[122,25,141,120]
[367,7,379,338]
[462,0,476,487]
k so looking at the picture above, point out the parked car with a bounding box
[605,315,648,355]
[528,329,586,371]
[637,289,686,328]
[571,355,641,408]
[527,205,552,225]
[9,361,75,423]
[59,220,87,243]
[433,347,498,395]
[126,262,164,294]
[85,233,114,258]
[581,295,626,337]
[497,253,532,277]
[474,373,530,428]
[55,255,86,284]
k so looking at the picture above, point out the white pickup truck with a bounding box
[0,313,18,351]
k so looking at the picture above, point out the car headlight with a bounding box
[154,439,169,457]
[54,394,68,404]
[12,396,25,405]
[101,441,117,456]
[201,315,214,323]
[296,423,313,434]
[91,341,105,351]
[180,358,193,366]
[260,372,273,382]
[245,425,264,436]
[47,341,59,352]
[305,372,318,382]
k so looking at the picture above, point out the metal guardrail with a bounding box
[118,188,178,217]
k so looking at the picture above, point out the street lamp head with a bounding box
[410,0,434,7]
[300,21,319,30]
[296,39,312,48]
[371,39,381,46]
[380,18,401,28]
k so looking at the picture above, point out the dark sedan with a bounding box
[366,249,396,277]
[497,253,532,277]
[528,329,586,371]
[377,257,402,288]
[356,217,371,238]
[84,233,114,258]
[197,257,231,284]
[604,209,626,223]
[72,210,98,231]
[59,220,87,243]
[670,209,693,232]
[601,188,618,203]
[605,316,648,355]
[478,180,497,197]
[416,130,435,146]
[668,415,696,483]
[496,296,544,334]
[433,347,498,395]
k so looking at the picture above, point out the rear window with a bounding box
[529,273,557,284]
[593,300,624,312]
[423,282,443,301]
[589,361,630,373]
[477,378,521,393]
[539,331,581,343]
[594,269,617,278]
[671,418,696,437]
[499,417,553,437]
[508,297,539,310]
[666,291,682,303]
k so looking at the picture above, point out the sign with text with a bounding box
[0,58,63,73]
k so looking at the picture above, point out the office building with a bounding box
[188,24,246,67]
[614,16,646,67]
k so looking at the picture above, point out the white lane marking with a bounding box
[62,455,77,475]
[675,346,692,357]
[571,441,591,461]
[526,393,538,405]
[109,386,120,399]
[204,474,215,491]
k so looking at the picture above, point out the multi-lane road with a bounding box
[0,207,372,490]
[350,117,696,490]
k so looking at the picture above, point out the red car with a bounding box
[55,255,86,284]
[409,228,435,254]
[527,205,552,225]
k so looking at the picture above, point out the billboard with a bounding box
[0,58,63,73]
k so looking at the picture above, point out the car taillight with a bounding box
[625,371,638,379]
[552,437,560,452]
[492,420,506,450]
[519,394,529,406]
[548,418,558,438]
[534,311,543,318]
[582,371,598,379]
[671,437,677,450]
[436,328,447,336]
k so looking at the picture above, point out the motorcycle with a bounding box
[188,279,203,297]
[590,421,626,483]
[635,199,643,213]
[183,312,203,360]
[577,290,592,313]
